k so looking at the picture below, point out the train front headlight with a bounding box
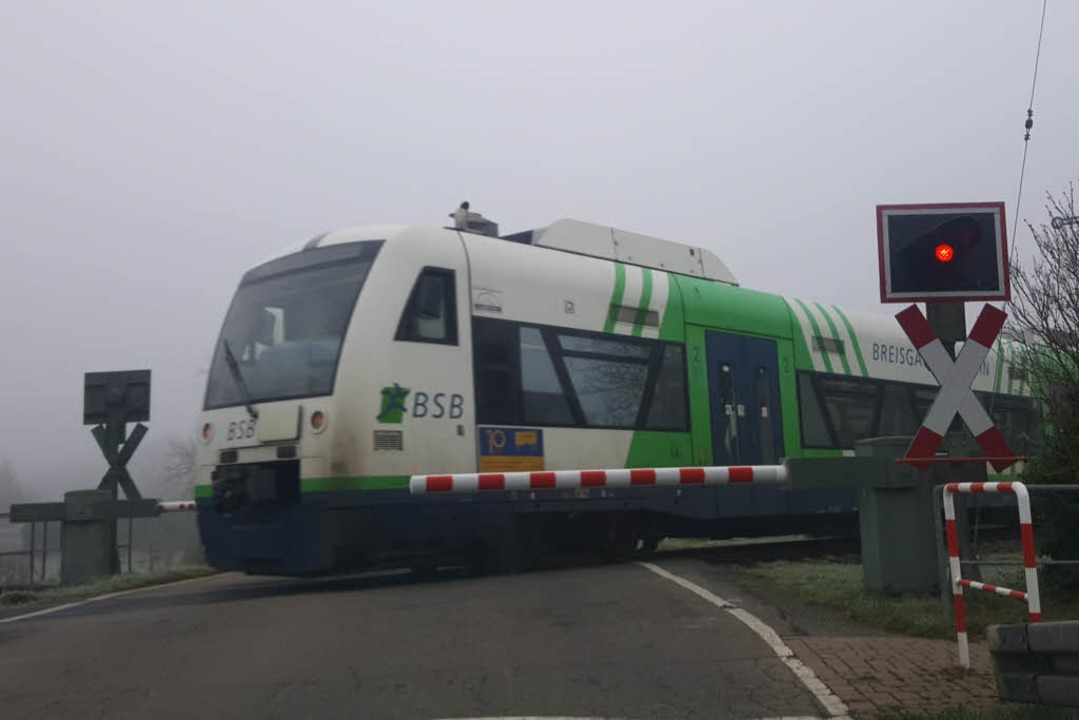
[310,410,328,434]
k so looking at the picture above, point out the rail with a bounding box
[943,481,1041,668]
[409,464,790,494]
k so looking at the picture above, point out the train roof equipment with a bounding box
[500,218,740,286]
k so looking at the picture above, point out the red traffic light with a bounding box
[935,243,955,263]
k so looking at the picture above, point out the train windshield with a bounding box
[204,240,383,409]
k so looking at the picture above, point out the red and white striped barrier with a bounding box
[943,481,1041,668]
[897,304,1015,472]
[157,501,197,513]
[410,464,789,494]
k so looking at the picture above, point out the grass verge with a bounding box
[732,559,1079,639]
[0,565,216,608]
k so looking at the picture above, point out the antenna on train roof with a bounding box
[448,201,499,237]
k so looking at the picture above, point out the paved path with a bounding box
[789,636,996,718]
[0,560,835,719]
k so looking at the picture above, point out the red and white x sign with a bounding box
[896,303,1016,471]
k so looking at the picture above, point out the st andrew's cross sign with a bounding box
[895,303,1016,472]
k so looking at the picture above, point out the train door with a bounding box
[705,331,784,466]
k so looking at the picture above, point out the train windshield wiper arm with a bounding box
[221,339,259,420]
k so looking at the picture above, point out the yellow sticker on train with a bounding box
[478,427,545,472]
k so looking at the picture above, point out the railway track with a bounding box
[654,534,862,566]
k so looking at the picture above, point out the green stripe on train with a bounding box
[193,477,412,498]
[814,302,851,375]
[832,305,869,377]
[633,268,654,337]
[604,262,628,333]
[794,298,834,373]
[301,476,411,492]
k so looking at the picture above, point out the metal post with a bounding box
[127,516,133,573]
[28,521,36,585]
[942,485,970,669]
[41,521,48,581]
[933,485,954,621]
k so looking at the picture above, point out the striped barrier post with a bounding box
[943,481,1041,668]
[157,501,197,513]
[410,464,789,494]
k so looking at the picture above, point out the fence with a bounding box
[0,509,203,587]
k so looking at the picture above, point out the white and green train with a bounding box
[195,215,1041,574]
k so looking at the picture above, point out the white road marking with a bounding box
[434,717,823,720]
[638,562,851,720]
[0,573,218,624]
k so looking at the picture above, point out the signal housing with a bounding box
[877,202,1009,303]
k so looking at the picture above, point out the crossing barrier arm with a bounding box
[410,464,790,494]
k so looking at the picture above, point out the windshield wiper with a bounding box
[221,339,259,420]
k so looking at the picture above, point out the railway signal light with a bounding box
[877,203,1010,303]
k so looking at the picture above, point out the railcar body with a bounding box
[195,219,1040,574]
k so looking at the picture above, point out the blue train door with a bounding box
[705,331,784,466]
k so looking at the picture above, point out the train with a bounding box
[193,210,1042,575]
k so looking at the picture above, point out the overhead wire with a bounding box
[1009,0,1049,263]
[987,0,1047,431]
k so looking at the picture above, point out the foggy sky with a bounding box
[1,1,1075,497]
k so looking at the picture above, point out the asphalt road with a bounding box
[0,560,831,719]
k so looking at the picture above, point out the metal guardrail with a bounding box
[940,482,1079,668]
[2,502,198,585]
[0,512,50,584]
[944,482,1041,669]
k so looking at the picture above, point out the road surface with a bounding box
[0,559,843,719]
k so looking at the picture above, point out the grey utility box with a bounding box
[855,437,940,594]
[61,489,118,585]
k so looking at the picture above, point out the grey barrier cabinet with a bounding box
[60,490,118,585]
[854,437,940,594]
[852,436,987,594]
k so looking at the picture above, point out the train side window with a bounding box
[878,383,918,436]
[395,268,458,345]
[519,327,574,424]
[559,334,650,428]
[815,376,879,448]
[473,317,687,431]
[797,373,835,448]
[645,344,689,430]
[979,393,1044,453]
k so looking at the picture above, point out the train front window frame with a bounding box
[204,240,383,411]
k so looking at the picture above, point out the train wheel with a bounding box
[636,518,662,558]
[636,534,661,558]
[601,517,639,563]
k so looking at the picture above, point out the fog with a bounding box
[1,1,1074,499]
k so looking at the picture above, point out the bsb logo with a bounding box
[377,383,464,424]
